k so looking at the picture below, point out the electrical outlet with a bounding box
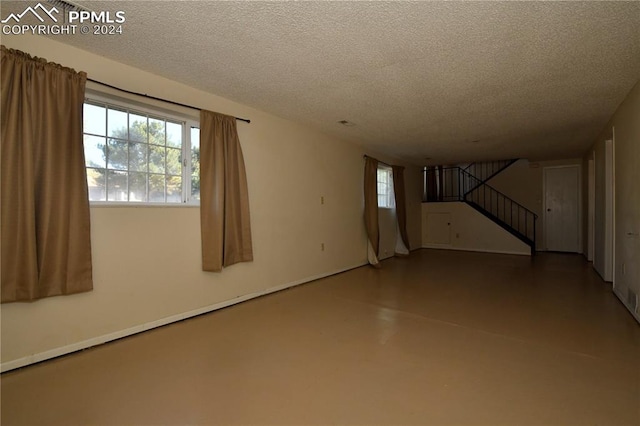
[321,243,325,251]
[456,233,460,238]
[321,196,324,205]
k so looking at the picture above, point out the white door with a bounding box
[588,157,595,261]
[544,166,580,252]
[425,212,451,245]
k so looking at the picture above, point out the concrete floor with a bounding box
[1,249,639,425]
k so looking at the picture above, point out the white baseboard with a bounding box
[1,262,366,373]
[613,287,640,325]
[421,245,529,256]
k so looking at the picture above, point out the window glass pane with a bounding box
[84,135,106,168]
[376,167,393,208]
[166,121,182,148]
[166,176,182,203]
[190,127,200,175]
[129,113,148,143]
[107,170,127,201]
[190,127,200,202]
[129,172,147,202]
[149,174,165,202]
[149,145,165,174]
[148,118,165,145]
[107,108,128,139]
[129,142,148,172]
[86,168,106,201]
[84,100,195,204]
[107,140,128,170]
[191,175,200,201]
[166,148,181,175]
[84,103,105,136]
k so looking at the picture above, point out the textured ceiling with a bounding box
[6,1,640,165]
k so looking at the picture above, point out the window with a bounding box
[83,98,199,204]
[377,166,395,208]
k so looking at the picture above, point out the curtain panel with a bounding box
[392,165,410,255]
[437,165,445,201]
[200,110,253,272]
[425,166,435,201]
[363,156,380,267]
[1,46,93,302]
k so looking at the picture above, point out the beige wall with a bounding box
[583,81,640,321]
[405,166,424,251]
[591,139,611,278]
[489,158,582,251]
[0,35,422,368]
[422,202,530,255]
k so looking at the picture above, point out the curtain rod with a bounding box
[363,154,392,168]
[87,78,251,124]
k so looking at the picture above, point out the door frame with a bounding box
[593,134,616,283]
[542,164,582,252]
[604,135,616,285]
[587,154,595,262]
[602,137,616,282]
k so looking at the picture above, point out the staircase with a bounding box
[423,160,537,254]
[464,159,518,183]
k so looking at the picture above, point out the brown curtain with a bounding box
[200,110,253,272]
[437,165,445,201]
[1,46,93,303]
[363,156,380,267]
[426,166,437,201]
[392,165,410,253]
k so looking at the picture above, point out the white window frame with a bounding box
[377,165,395,209]
[83,91,200,206]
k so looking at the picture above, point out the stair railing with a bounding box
[459,168,537,246]
[423,166,538,251]
[463,159,517,183]
[423,166,466,202]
